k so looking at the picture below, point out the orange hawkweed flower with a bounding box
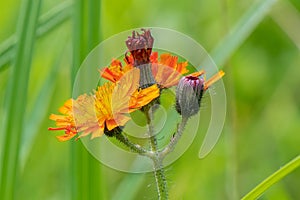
[49,68,159,141]
[101,52,189,88]
[95,68,159,131]
[100,59,133,83]
[48,94,99,141]
[151,53,189,88]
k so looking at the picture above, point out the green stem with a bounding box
[114,132,152,156]
[160,117,189,159]
[113,102,190,200]
[242,155,300,200]
[145,105,169,200]
[146,108,158,153]
[152,157,168,200]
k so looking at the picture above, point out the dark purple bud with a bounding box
[175,75,204,117]
[126,29,156,88]
[125,29,154,66]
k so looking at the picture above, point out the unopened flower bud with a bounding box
[175,75,204,117]
[126,29,156,88]
[125,29,154,66]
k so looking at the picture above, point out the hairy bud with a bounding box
[175,75,204,117]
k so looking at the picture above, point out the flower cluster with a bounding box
[49,29,224,141]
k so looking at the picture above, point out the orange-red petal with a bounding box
[152,53,189,88]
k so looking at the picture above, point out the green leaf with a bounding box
[0,0,42,199]
[270,0,300,50]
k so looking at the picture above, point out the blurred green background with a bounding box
[0,0,300,199]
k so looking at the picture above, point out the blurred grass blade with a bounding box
[242,155,300,200]
[0,0,72,71]
[36,0,73,36]
[71,0,103,199]
[19,42,70,169]
[270,0,300,50]
[0,0,42,199]
[199,0,277,159]
[0,36,16,71]
[112,174,145,200]
[87,1,104,199]
[112,160,148,200]
[71,1,87,199]
[211,0,277,66]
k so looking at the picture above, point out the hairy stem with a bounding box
[113,105,190,199]
[160,117,189,159]
[145,105,169,200]
[152,157,168,200]
[114,132,152,156]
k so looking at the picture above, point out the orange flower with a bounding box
[101,52,189,88]
[100,58,133,83]
[48,94,100,141]
[151,53,189,88]
[49,68,159,141]
[95,68,159,131]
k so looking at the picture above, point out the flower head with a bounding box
[49,68,159,141]
[95,68,159,131]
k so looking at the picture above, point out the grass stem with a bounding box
[242,155,300,200]
[0,1,72,71]
[0,0,41,199]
